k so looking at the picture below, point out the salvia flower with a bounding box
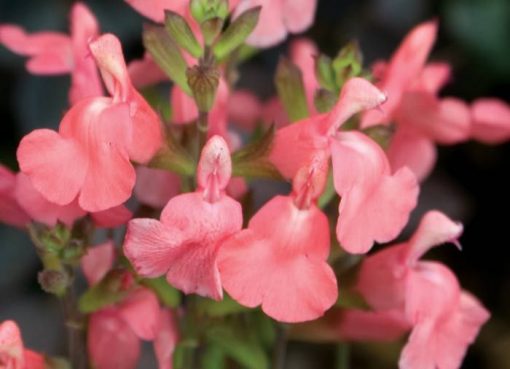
[271,77,419,253]
[17,34,163,212]
[0,320,45,369]
[0,3,102,104]
[124,136,243,300]
[218,154,337,322]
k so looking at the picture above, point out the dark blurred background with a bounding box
[1,0,510,368]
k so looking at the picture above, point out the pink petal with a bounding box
[91,205,133,228]
[0,320,24,369]
[197,136,232,202]
[405,210,463,265]
[228,90,262,130]
[75,103,136,212]
[290,38,319,112]
[412,62,451,94]
[128,54,168,88]
[283,0,317,33]
[154,310,179,369]
[471,98,510,144]
[125,0,188,23]
[17,129,88,206]
[362,21,438,127]
[387,127,437,181]
[234,0,287,48]
[124,218,186,278]
[356,244,408,311]
[262,97,288,127]
[0,25,72,74]
[135,167,181,208]
[88,310,140,369]
[23,349,45,369]
[81,241,116,286]
[219,196,337,322]
[0,165,30,227]
[336,309,410,342]
[15,173,86,227]
[118,288,160,340]
[171,86,198,125]
[89,34,132,101]
[159,192,243,300]
[399,320,436,369]
[397,92,471,144]
[69,2,103,103]
[433,292,489,369]
[405,262,461,323]
[331,132,418,253]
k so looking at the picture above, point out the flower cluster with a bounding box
[1,1,507,369]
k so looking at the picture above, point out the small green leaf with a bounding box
[363,124,395,150]
[201,344,227,369]
[143,25,191,94]
[45,356,71,369]
[165,10,203,58]
[206,325,270,369]
[232,126,283,180]
[315,54,337,92]
[332,41,363,88]
[275,57,309,122]
[197,294,248,317]
[213,6,261,60]
[141,277,181,308]
[190,0,230,23]
[78,270,130,313]
[149,132,196,176]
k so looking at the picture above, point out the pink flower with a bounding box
[0,3,102,104]
[0,165,30,228]
[356,211,489,369]
[270,77,418,253]
[124,136,243,300]
[233,0,318,48]
[290,38,319,113]
[218,155,338,322]
[360,21,472,180]
[0,320,45,369]
[81,242,175,369]
[17,34,163,212]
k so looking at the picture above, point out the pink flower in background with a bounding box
[470,99,510,144]
[124,136,243,300]
[134,167,181,209]
[234,0,318,48]
[219,155,337,322]
[0,165,30,228]
[0,3,102,104]
[81,242,177,369]
[17,34,162,212]
[355,211,489,369]
[271,78,418,253]
[0,320,45,369]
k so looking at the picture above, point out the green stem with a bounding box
[335,343,350,369]
[61,284,88,369]
[197,111,209,156]
[272,324,288,369]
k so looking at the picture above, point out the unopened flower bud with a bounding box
[187,64,220,113]
[38,269,70,297]
[190,0,229,23]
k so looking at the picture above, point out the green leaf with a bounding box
[232,125,283,180]
[143,25,191,94]
[314,88,338,114]
[201,344,227,369]
[141,277,181,307]
[315,54,337,92]
[332,41,363,88]
[165,10,203,58]
[78,270,129,313]
[206,325,270,369]
[149,131,196,176]
[213,6,261,60]
[275,57,309,122]
[197,294,248,317]
[363,124,394,150]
